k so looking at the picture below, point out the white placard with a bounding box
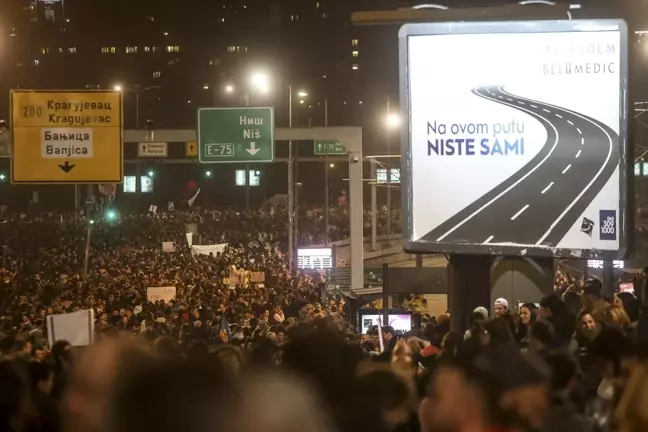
[147,286,176,303]
[46,309,95,347]
[162,242,175,252]
[191,243,228,256]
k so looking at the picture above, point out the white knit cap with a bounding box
[473,307,489,320]
[494,298,509,309]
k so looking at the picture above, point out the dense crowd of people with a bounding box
[0,204,648,432]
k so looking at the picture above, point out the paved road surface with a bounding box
[421,85,619,248]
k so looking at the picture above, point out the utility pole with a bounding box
[386,97,392,244]
[324,97,330,246]
[288,85,294,270]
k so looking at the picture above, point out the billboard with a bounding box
[399,20,631,259]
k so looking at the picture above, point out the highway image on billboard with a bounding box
[400,20,630,259]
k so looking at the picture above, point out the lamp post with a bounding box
[287,86,308,270]
[384,100,401,244]
[114,84,159,129]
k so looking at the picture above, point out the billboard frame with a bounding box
[399,19,632,260]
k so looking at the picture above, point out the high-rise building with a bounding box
[0,0,396,128]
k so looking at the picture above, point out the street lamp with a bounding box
[113,85,122,92]
[385,113,401,129]
[224,84,235,94]
[250,71,270,94]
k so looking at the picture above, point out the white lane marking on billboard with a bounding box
[567,120,574,126]
[562,164,572,174]
[507,98,513,101]
[581,137,585,145]
[499,89,616,246]
[530,104,538,108]
[484,235,495,244]
[519,101,525,105]
[577,128,582,134]
[543,108,551,113]
[435,88,560,242]
[575,150,582,158]
[556,113,563,119]
[511,204,530,221]
[541,182,554,194]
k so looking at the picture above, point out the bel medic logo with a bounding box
[599,210,617,241]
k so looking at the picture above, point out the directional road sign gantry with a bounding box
[197,107,274,163]
[10,90,123,184]
[314,139,348,155]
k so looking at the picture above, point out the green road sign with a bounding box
[198,107,274,163]
[314,140,347,155]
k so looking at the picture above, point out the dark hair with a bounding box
[29,361,52,388]
[530,320,555,345]
[562,291,581,316]
[544,352,576,391]
[484,318,515,348]
[540,294,567,316]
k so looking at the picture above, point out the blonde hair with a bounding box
[592,304,630,327]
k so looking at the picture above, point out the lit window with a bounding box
[153,71,162,78]
[166,46,180,53]
[41,48,49,54]
[352,50,359,57]
[126,46,138,54]
[227,46,236,52]
[316,1,320,8]
[291,14,300,21]
[209,58,221,66]
[58,48,63,53]
[221,18,225,23]
[322,12,328,18]
[152,47,160,52]
[352,38,359,46]
[168,58,180,65]
[144,46,151,52]
[101,47,110,54]
[68,47,77,54]
[110,47,117,54]
[203,84,210,90]
[34,59,40,66]
[352,64,359,71]
[10,30,16,37]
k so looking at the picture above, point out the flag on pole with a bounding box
[188,188,201,207]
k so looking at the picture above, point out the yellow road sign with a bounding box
[186,140,198,157]
[10,90,123,184]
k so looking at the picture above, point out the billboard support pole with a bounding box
[448,255,491,333]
